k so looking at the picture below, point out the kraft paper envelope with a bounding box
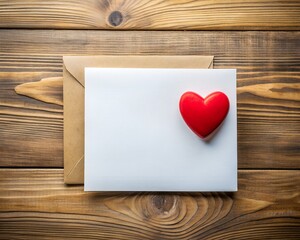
[63,55,214,184]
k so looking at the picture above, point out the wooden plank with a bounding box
[0,0,300,30]
[0,71,63,167]
[1,30,299,58]
[0,30,299,168]
[0,169,299,239]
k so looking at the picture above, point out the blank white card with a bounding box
[85,68,237,191]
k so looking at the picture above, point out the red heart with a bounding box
[179,91,230,139]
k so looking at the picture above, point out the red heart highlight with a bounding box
[179,91,230,139]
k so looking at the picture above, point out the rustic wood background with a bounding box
[0,1,300,239]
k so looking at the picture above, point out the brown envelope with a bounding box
[63,55,214,184]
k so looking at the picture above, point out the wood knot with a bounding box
[152,195,175,215]
[108,11,123,27]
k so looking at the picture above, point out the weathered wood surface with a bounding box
[0,0,300,30]
[0,30,299,168]
[0,169,299,239]
[1,1,300,238]
[15,77,63,106]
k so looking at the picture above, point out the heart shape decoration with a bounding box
[179,91,230,139]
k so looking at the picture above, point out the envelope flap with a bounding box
[63,56,214,87]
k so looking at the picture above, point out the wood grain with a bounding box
[1,30,300,58]
[0,70,63,167]
[0,0,300,30]
[0,169,299,239]
[15,77,63,106]
[0,30,299,168]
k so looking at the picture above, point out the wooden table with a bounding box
[0,1,300,239]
